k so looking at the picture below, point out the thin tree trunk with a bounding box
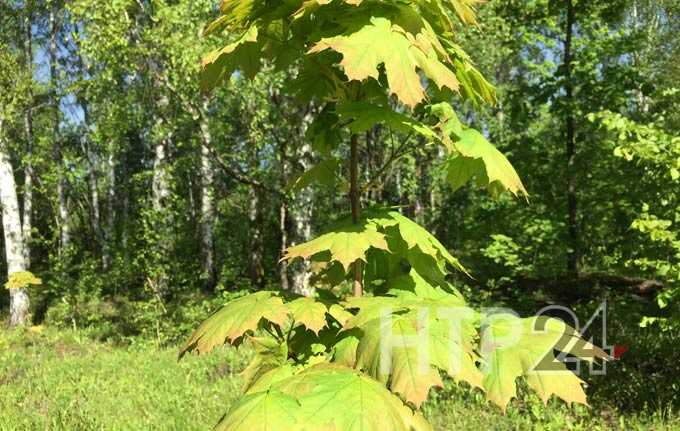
[631,0,650,114]
[564,0,580,277]
[21,9,33,267]
[277,134,290,292]
[0,120,30,327]
[248,188,264,286]
[350,134,362,297]
[49,4,69,252]
[279,200,289,291]
[150,91,172,295]
[80,114,105,261]
[104,149,116,267]
[198,106,216,291]
[290,141,314,297]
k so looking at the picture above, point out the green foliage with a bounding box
[590,110,680,331]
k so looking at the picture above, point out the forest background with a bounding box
[0,0,679,429]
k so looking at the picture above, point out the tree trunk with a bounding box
[277,134,290,292]
[563,0,581,277]
[104,149,116,268]
[198,106,216,291]
[21,9,33,267]
[350,134,363,296]
[49,4,70,252]
[150,90,172,296]
[248,188,264,286]
[279,200,289,291]
[290,141,314,297]
[0,120,30,327]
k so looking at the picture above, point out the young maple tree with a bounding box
[179,0,607,429]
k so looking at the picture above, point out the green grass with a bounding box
[0,328,246,431]
[1,327,678,430]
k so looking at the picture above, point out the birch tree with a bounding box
[0,41,30,326]
[0,119,29,326]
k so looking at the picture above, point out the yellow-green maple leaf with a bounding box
[282,220,389,271]
[287,297,330,335]
[309,17,458,108]
[480,314,608,411]
[279,365,432,431]
[446,129,528,199]
[214,389,300,431]
[178,291,289,358]
[354,312,444,407]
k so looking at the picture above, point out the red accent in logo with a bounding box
[613,344,628,360]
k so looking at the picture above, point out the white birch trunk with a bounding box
[150,94,171,295]
[198,108,216,289]
[0,120,29,327]
[289,124,314,296]
[104,149,116,267]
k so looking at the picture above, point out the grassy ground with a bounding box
[0,328,245,431]
[1,327,678,430]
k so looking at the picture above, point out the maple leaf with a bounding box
[309,17,458,108]
[282,218,389,271]
[201,26,260,90]
[332,331,361,367]
[287,297,330,335]
[361,209,468,279]
[178,291,289,358]
[288,158,340,192]
[327,303,353,326]
[480,314,608,411]
[343,281,481,400]
[278,365,432,431]
[214,389,300,431]
[354,311,444,407]
[447,0,483,25]
[381,211,469,274]
[445,128,528,199]
[337,102,437,138]
[241,336,290,393]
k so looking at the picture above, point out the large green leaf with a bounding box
[288,158,340,192]
[241,336,290,393]
[480,314,608,410]
[179,291,289,358]
[378,211,468,274]
[214,389,300,431]
[287,297,331,335]
[282,219,389,271]
[284,209,468,288]
[280,365,431,431]
[445,129,528,198]
[309,17,458,108]
[217,365,431,431]
[354,311,444,407]
[336,102,437,138]
[342,282,480,405]
[201,26,260,90]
